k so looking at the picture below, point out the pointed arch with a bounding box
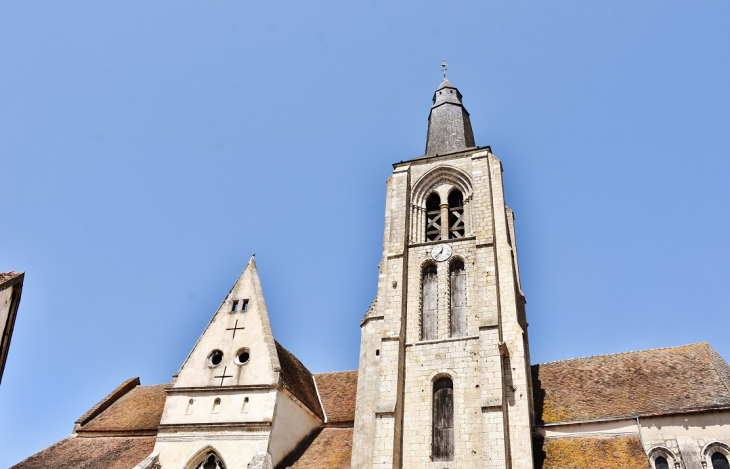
[410,166,473,243]
[412,165,473,209]
[182,446,228,469]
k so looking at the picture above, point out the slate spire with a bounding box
[425,77,475,155]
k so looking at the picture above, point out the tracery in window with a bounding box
[713,452,730,469]
[426,193,442,242]
[432,377,454,461]
[195,453,226,469]
[449,260,466,337]
[654,456,669,469]
[448,190,465,239]
[421,264,438,340]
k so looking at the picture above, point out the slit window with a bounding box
[232,300,239,312]
[448,190,465,239]
[432,377,454,461]
[242,299,249,311]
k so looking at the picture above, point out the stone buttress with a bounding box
[352,79,534,469]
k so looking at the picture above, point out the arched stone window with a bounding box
[426,193,442,242]
[194,452,226,469]
[422,264,438,340]
[654,456,669,469]
[449,260,466,337]
[448,190,465,238]
[713,453,730,469]
[432,377,454,461]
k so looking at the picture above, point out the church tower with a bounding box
[352,77,534,468]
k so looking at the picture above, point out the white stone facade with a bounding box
[352,148,535,468]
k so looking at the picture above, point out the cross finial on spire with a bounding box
[441,59,449,78]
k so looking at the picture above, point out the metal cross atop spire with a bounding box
[441,59,449,78]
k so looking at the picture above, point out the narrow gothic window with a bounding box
[426,193,442,242]
[195,453,226,469]
[712,453,730,469]
[450,260,466,337]
[432,377,454,461]
[655,456,669,469]
[448,190,465,238]
[422,264,438,340]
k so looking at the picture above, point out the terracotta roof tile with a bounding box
[532,342,730,424]
[0,271,22,283]
[314,370,358,423]
[79,383,167,433]
[10,435,156,469]
[288,427,353,469]
[75,377,140,427]
[276,340,324,421]
[534,435,651,469]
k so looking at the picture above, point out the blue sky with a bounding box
[1,1,729,466]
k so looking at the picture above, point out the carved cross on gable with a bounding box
[214,366,232,386]
[226,319,245,338]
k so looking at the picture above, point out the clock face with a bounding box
[431,243,453,262]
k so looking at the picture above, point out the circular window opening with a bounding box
[208,350,223,367]
[235,348,251,365]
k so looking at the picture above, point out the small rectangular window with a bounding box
[242,299,249,311]
[232,300,239,312]
[376,349,380,356]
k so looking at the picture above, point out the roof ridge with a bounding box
[534,342,706,367]
[313,370,357,376]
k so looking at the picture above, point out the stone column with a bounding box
[440,204,449,240]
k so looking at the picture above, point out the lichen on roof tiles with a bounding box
[534,435,651,469]
[532,342,730,424]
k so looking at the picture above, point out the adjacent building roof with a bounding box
[288,427,354,469]
[11,377,166,469]
[534,435,651,469]
[314,370,358,424]
[10,436,157,469]
[276,340,325,421]
[532,342,730,424]
[0,271,23,283]
[78,383,167,434]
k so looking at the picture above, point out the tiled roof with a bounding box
[276,340,325,421]
[78,383,167,433]
[0,271,22,283]
[10,435,156,469]
[288,427,353,469]
[532,342,730,424]
[534,435,651,469]
[314,370,358,423]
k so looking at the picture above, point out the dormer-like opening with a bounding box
[426,193,442,242]
[448,189,465,239]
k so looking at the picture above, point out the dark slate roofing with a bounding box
[10,435,156,469]
[436,77,456,91]
[534,435,651,469]
[314,370,358,423]
[276,340,325,421]
[532,342,730,424]
[288,427,353,469]
[78,383,167,433]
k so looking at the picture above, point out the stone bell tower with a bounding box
[352,77,534,469]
